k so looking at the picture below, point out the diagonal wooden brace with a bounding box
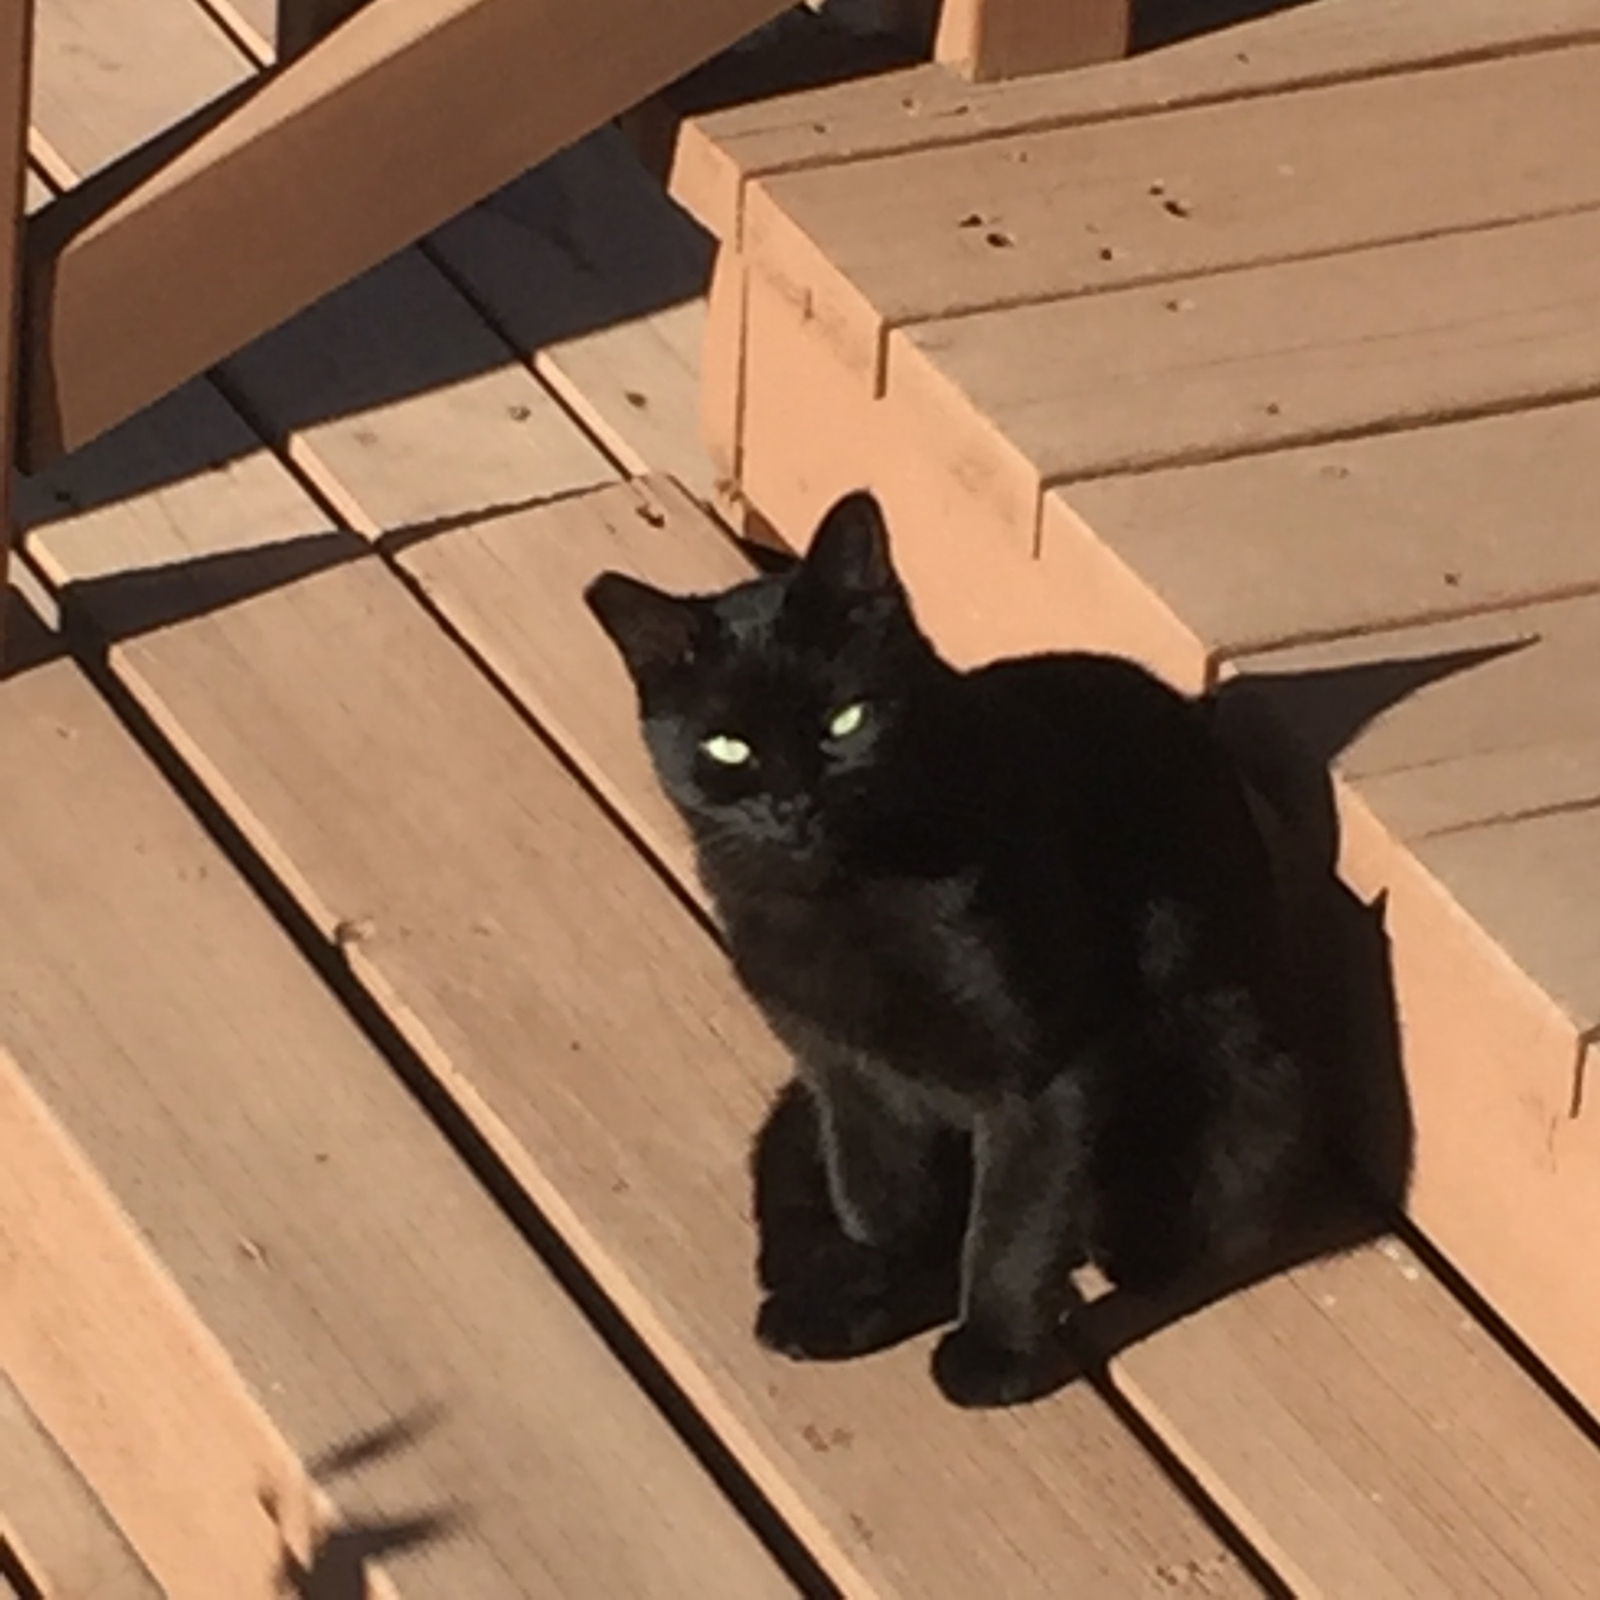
[16,0,790,472]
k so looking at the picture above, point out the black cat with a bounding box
[586,491,1320,1408]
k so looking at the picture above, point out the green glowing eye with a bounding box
[828,702,868,740]
[701,734,752,766]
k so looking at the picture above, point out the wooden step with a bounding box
[1047,400,1600,686]
[742,42,1600,393]
[725,259,1600,1416]
[0,595,791,1599]
[1,1374,163,1599]
[893,208,1600,557]
[668,0,1600,240]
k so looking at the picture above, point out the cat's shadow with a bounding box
[1072,634,1532,1369]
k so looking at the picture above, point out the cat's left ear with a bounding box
[585,571,700,678]
[800,491,899,600]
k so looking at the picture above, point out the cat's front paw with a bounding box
[931,1324,1077,1408]
[757,1278,945,1362]
[757,1287,899,1361]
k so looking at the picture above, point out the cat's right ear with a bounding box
[585,572,699,678]
[803,490,898,599]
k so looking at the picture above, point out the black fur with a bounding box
[586,492,1321,1407]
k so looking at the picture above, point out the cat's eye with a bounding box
[827,702,868,740]
[701,733,753,766]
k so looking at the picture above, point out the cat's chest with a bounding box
[722,876,1035,1080]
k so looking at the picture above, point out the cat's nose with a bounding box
[769,794,817,841]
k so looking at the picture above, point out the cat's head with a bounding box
[585,492,946,875]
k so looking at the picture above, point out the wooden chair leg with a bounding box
[1,0,35,661]
[933,0,1131,80]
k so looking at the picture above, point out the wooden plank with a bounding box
[1107,1236,1600,1597]
[380,473,1600,1599]
[429,127,719,499]
[1042,399,1600,688]
[892,207,1600,554]
[32,0,616,538]
[398,478,751,895]
[222,248,616,537]
[673,0,1600,241]
[1,0,30,658]
[28,0,251,182]
[19,416,1259,1597]
[199,0,276,62]
[0,1374,163,1599]
[935,0,1129,81]
[19,0,793,466]
[743,44,1600,391]
[0,599,793,1599]
[1416,808,1600,1045]
[15,380,331,574]
[737,262,1083,665]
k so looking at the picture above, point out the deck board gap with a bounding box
[1414,792,1600,844]
[1390,1212,1600,1450]
[188,0,277,66]
[1045,382,1600,496]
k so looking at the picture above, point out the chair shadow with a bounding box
[263,1408,461,1600]
[1069,632,1536,1370]
[4,448,586,684]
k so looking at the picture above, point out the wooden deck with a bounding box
[5,1,1600,1595]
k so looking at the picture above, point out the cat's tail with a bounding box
[1171,986,1322,1271]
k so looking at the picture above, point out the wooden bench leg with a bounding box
[1,0,34,663]
[932,0,1131,80]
